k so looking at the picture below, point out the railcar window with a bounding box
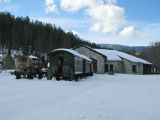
[75,57,83,72]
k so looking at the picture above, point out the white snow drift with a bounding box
[0,71,160,120]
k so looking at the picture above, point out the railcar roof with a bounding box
[51,49,92,61]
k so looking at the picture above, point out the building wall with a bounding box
[138,63,143,74]
[107,61,123,73]
[75,47,106,74]
[123,59,143,74]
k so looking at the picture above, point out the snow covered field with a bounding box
[1,71,160,120]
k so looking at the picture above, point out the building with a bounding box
[74,45,152,74]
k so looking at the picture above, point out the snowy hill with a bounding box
[1,72,160,120]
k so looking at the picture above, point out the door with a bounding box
[92,59,97,73]
[105,64,108,73]
[58,56,64,74]
[110,64,113,73]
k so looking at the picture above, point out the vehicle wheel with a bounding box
[27,74,33,79]
[38,73,43,79]
[16,75,21,79]
[47,76,52,80]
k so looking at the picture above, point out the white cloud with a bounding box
[84,22,160,46]
[45,0,56,13]
[120,26,137,37]
[0,0,10,3]
[54,0,118,13]
[60,0,126,33]
[103,0,117,4]
[43,0,135,35]
[60,0,97,12]
[88,4,125,33]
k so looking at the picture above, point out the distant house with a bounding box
[74,45,152,74]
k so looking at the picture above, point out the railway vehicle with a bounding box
[47,49,93,81]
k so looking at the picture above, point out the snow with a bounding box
[94,49,122,61]
[94,49,151,64]
[29,55,38,59]
[0,54,3,62]
[51,48,92,61]
[1,71,160,120]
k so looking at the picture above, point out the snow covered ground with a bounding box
[1,71,160,120]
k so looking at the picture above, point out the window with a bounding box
[132,65,137,73]
[75,57,83,72]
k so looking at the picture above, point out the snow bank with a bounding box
[0,72,160,120]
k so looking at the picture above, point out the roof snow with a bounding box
[94,49,121,61]
[94,49,151,64]
[52,49,91,61]
[29,55,38,59]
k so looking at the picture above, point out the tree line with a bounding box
[139,42,160,71]
[0,12,98,55]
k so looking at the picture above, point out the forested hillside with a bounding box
[139,42,160,71]
[0,12,97,54]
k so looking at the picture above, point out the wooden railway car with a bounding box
[47,49,93,81]
[14,55,46,79]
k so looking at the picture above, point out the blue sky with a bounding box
[0,0,160,46]
[119,0,160,22]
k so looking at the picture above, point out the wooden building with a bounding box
[47,49,93,80]
[74,45,152,75]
